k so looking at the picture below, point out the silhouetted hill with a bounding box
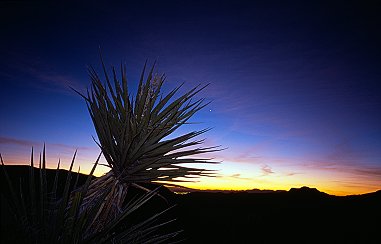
[1,165,380,243]
[0,165,175,201]
[289,186,328,195]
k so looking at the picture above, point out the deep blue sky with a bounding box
[1,1,380,195]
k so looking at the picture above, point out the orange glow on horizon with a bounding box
[3,159,379,196]
[167,172,381,196]
[2,149,380,197]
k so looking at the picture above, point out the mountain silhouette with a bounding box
[289,186,327,195]
[1,165,380,244]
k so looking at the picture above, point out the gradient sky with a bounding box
[1,1,380,195]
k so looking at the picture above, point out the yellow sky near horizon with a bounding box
[3,151,380,197]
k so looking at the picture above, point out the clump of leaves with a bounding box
[75,60,220,184]
[71,59,220,234]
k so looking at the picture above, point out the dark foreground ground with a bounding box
[1,166,380,244]
[176,189,380,244]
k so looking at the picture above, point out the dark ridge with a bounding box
[1,165,380,243]
[289,186,327,195]
[0,165,174,198]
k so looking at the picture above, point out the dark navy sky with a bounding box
[1,1,380,195]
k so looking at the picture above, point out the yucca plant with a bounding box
[1,147,99,243]
[1,147,180,243]
[73,58,220,234]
